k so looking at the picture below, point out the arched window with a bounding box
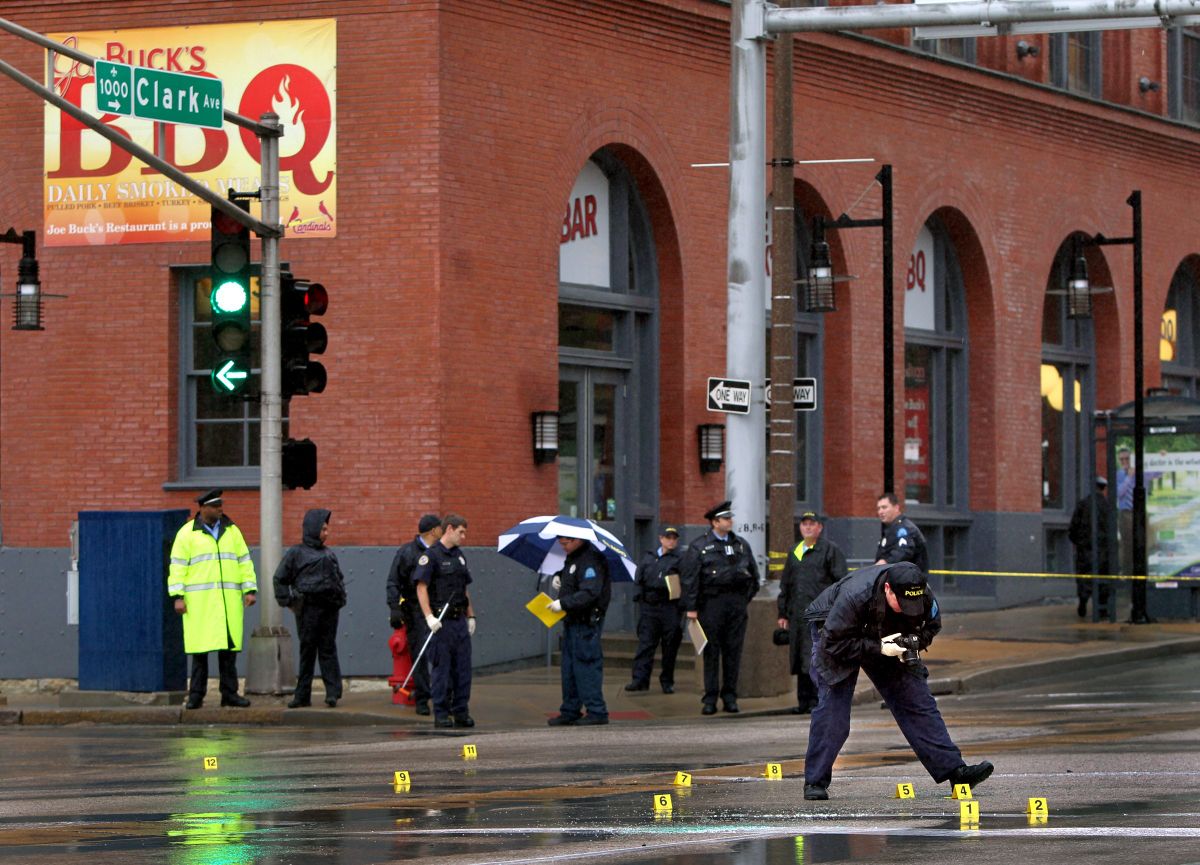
[557,152,659,555]
[902,218,969,577]
[1161,261,1200,396]
[1041,238,1096,571]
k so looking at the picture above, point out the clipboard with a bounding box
[687,617,707,655]
[526,591,566,628]
[664,572,681,601]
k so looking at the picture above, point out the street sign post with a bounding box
[707,377,752,414]
[94,60,223,129]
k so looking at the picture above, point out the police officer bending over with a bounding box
[625,525,685,694]
[801,561,993,801]
[412,514,476,729]
[546,535,612,726]
[682,500,760,715]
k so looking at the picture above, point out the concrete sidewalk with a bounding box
[3,602,1199,729]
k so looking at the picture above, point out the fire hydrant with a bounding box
[388,627,416,705]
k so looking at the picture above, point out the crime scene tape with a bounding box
[929,569,1200,583]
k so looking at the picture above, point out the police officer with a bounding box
[625,525,685,694]
[777,511,847,714]
[1068,477,1114,618]
[385,514,443,715]
[682,500,760,715]
[546,535,612,726]
[168,489,257,710]
[412,514,476,729]
[801,561,993,800]
[875,492,928,574]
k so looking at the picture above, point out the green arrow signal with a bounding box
[211,358,250,394]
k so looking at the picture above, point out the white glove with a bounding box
[549,599,562,612]
[880,632,905,658]
[425,613,442,633]
[551,575,561,592]
[467,617,476,636]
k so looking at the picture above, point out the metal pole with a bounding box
[1130,190,1150,623]
[768,3,796,580]
[881,165,895,495]
[726,0,768,574]
[245,112,293,694]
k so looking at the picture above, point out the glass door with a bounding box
[558,366,627,533]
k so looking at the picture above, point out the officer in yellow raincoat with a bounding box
[168,489,258,709]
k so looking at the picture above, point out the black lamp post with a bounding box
[806,164,894,494]
[1075,190,1150,623]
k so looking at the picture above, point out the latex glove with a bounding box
[467,616,476,636]
[551,575,561,592]
[549,599,563,612]
[425,613,442,633]
[880,632,905,658]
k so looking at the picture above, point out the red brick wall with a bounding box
[2,0,1200,551]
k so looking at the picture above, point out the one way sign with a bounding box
[707,377,752,414]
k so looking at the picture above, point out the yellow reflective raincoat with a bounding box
[168,515,258,654]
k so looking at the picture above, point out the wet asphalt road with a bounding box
[2,654,1199,865]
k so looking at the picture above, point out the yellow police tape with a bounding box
[928,568,1200,583]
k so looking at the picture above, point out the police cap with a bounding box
[704,500,733,521]
[886,563,928,617]
[196,489,223,507]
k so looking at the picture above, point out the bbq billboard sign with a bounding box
[45,18,337,246]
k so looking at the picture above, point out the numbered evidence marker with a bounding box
[764,762,784,780]
[951,782,973,800]
[653,793,674,814]
[959,799,980,824]
[203,757,219,771]
[462,744,478,760]
[1026,797,1049,823]
[393,770,411,789]
[895,782,915,799]
[673,771,693,787]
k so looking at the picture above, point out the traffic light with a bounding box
[280,266,328,397]
[282,437,318,489]
[209,200,252,395]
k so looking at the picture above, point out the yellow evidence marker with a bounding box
[1026,797,1048,815]
[764,762,784,780]
[895,782,915,799]
[203,757,218,771]
[959,799,980,824]
[462,744,478,760]
[951,782,973,800]
[673,771,692,787]
[653,793,674,814]
[393,770,411,786]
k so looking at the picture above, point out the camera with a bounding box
[893,634,922,667]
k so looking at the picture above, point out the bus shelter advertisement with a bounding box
[45,18,336,246]
[1117,434,1200,579]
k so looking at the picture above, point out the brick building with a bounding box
[2,0,1198,678]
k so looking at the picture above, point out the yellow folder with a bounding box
[687,617,708,654]
[664,572,681,600]
[526,591,566,628]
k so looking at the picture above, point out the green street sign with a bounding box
[94,60,223,129]
[211,357,250,395]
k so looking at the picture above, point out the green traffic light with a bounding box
[211,357,250,394]
[212,280,249,314]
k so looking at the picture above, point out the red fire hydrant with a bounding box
[388,627,416,706]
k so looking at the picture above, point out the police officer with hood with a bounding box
[274,508,347,708]
[682,500,760,715]
[801,561,993,801]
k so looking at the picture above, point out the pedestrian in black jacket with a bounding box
[776,511,847,713]
[274,509,347,708]
[1068,477,1114,618]
[625,525,686,694]
[801,561,993,801]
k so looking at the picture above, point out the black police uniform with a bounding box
[555,543,612,722]
[777,535,847,711]
[876,514,929,574]
[682,527,760,711]
[628,545,685,692]
[385,536,435,710]
[412,542,473,725]
[803,563,968,793]
[1067,488,1114,615]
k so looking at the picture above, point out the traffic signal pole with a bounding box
[244,113,294,695]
